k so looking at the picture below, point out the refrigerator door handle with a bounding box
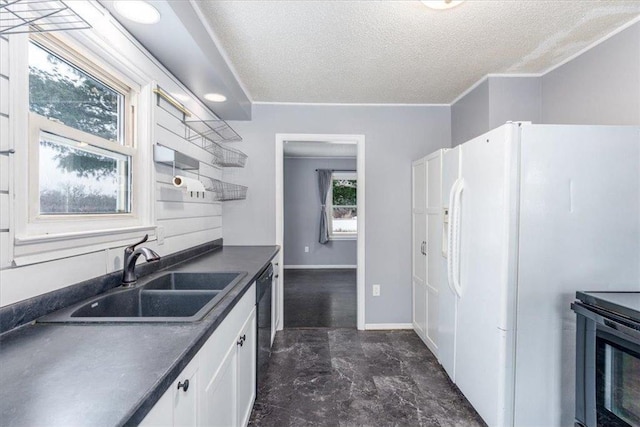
[447,179,461,296]
[451,179,464,298]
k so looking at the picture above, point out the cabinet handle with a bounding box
[237,334,246,347]
[275,274,279,279]
[177,379,189,392]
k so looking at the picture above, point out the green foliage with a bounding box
[29,43,122,180]
[40,183,118,214]
[333,179,356,206]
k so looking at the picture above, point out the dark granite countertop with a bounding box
[0,245,279,427]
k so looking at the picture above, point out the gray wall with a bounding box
[451,76,542,146]
[225,104,451,324]
[451,79,489,147]
[284,157,357,267]
[542,21,640,125]
[451,22,639,146]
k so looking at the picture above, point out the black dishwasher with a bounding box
[256,263,273,393]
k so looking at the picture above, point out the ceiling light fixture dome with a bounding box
[113,1,161,25]
[421,0,464,10]
[204,93,227,103]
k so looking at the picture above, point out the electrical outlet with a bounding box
[157,226,165,245]
[304,246,309,253]
[372,284,381,297]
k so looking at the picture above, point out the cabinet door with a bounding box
[237,308,257,427]
[139,357,198,427]
[200,341,238,427]
[173,358,198,427]
[425,151,442,354]
[412,159,428,341]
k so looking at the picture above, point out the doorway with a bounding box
[275,134,365,330]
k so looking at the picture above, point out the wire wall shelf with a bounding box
[184,119,242,144]
[0,0,91,35]
[207,179,247,201]
[206,141,248,168]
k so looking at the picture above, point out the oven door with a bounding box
[574,303,640,427]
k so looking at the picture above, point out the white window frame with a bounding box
[11,32,154,264]
[328,172,357,240]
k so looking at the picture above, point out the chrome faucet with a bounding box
[122,234,161,286]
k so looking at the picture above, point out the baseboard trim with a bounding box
[284,264,357,269]
[364,323,413,330]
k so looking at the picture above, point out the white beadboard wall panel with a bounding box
[0,78,8,115]
[156,182,219,204]
[0,116,9,151]
[157,216,222,238]
[157,201,222,220]
[0,194,8,229]
[0,251,107,306]
[0,37,8,77]
[0,232,10,269]
[0,156,8,191]
[0,3,228,306]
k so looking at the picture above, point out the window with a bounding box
[329,172,357,239]
[20,34,143,239]
[17,34,148,244]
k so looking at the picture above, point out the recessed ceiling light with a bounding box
[421,0,464,10]
[113,1,161,24]
[204,93,227,103]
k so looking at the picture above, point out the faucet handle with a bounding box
[125,234,149,254]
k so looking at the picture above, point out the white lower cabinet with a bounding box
[140,283,257,427]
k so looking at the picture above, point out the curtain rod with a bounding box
[315,169,356,172]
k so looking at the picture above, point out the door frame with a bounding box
[275,133,366,330]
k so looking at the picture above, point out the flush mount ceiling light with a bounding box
[421,0,464,10]
[204,93,227,103]
[113,1,161,24]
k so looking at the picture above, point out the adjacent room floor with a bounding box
[249,329,485,427]
[284,269,357,328]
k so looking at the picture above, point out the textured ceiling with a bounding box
[195,0,640,104]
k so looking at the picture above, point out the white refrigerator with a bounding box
[437,123,640,427]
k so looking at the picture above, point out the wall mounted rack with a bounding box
[207,179,247,201]
[0,0,91,35]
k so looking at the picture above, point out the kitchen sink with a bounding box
[38,271,247,323]
[143,272,244,291]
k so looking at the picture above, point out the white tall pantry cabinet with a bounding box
[412,150,445,355]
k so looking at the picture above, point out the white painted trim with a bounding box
[255,101,450,107]
[284,265,357,270]
[284,156,357,160]
[276,133,366,330]
[448,75,489,106]
[365,323,413,330]
[540,15,640,76]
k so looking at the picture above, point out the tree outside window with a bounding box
[330,173,357,237]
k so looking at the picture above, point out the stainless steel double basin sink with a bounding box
[39,272,247,323]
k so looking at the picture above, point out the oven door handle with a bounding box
[573,302,640,342]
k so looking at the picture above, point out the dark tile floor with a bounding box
[250,329,486,427]
[284,269,356,328]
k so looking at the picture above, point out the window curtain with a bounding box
[317,169,332,244]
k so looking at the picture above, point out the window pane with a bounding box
[39,132,131,215]
[332,207,357,233]
[333,179,356,205]
[29,41,123,143]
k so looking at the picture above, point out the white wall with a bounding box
[225,103,450,324]
[0,4,224,307]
